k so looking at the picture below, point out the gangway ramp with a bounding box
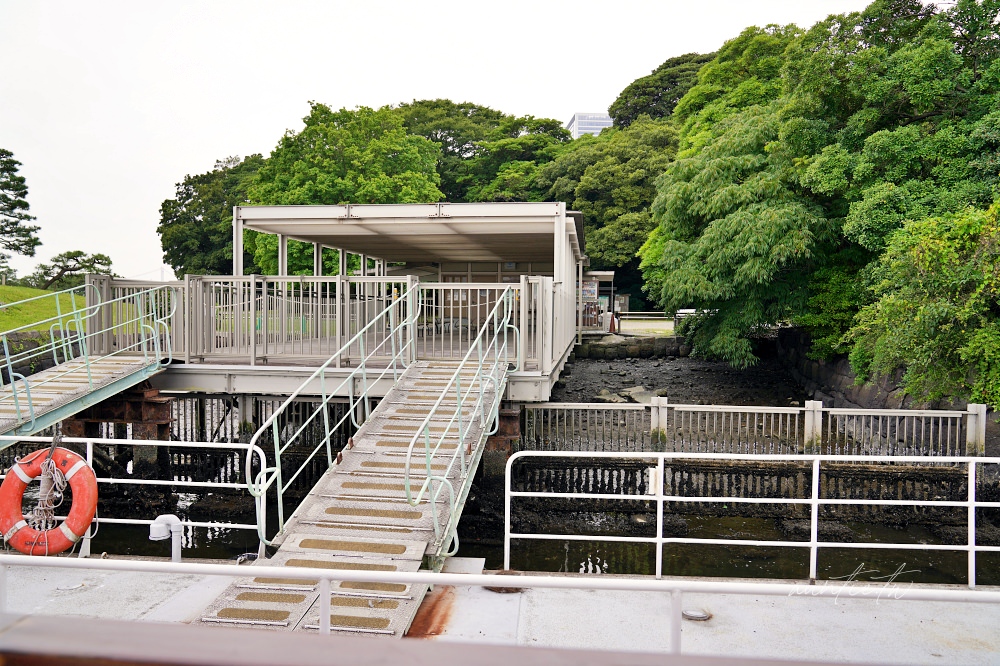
[0,285,175,438]
[199,360,503,636]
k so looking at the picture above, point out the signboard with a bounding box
[582,280,599,302]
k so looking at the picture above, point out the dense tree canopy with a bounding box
[246,104,443,274]
[151,0,1000,407]
[158,155,264,276]
[0,148,41,261]
[639,0,1000,392]
[536,115,678,306]
[609,52,716,129]
[395,99,504,202]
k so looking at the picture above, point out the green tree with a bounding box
[158,155,264,276]
[536,116,678,307]
[0,148,41,263]
[639,0,1000,366]
[248,104,443,274]
[848,202,1000,408]
[608,52,716,129]
[396,99,504,202]
[463,116,571,202]
[25,250,114,290]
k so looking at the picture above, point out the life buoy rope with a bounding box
[0,446,98,556]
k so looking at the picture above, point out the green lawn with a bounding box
[0,285,86,333]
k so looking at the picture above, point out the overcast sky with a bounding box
[1,0,874,281]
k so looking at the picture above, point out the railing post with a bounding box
[966,404,987,456]
[319,577,331,634]
[804,400,823,454]
[183,274,192,364]
[809,457,820,582]
[968,461,977,589]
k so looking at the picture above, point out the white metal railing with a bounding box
[2,554,1000,655]
[1,283,176,434]
[505,451,1000,587]
[245,283,419,544]
[92,274,576,373]
[403,288,517,552]
[521,401,987,457]
[0,434,267,556]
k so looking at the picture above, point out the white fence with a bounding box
[87,274,576,373]
[522,400,988,457]
[504,451,1000,587]
[0,435,266,556]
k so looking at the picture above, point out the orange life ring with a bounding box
[0,447,98,555]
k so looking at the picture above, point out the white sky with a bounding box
[1,0,874,281]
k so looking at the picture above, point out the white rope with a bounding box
[27,437,68,534]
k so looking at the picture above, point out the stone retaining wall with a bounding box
[774,328,964,411]
[0,331,77,383]
[572,334,690,360]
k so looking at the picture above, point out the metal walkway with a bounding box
[0,285,175,438]
[199,360,502,636]
[0,354,165,436]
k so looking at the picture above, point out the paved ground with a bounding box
[6,557,1000,664]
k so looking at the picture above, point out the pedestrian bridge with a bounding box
[0,285,175,437]
[195,283,515,635]
[0,280,515,637]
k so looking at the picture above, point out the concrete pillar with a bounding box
[803,400,824,454]
[967,403,987,456]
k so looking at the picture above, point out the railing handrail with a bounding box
[244,282,419,544]
[0,285,177,433]
[0,434,268,547]
[402,288,514,550]
[505,450,1000,586]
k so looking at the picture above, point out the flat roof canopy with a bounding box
[236,202,584,264]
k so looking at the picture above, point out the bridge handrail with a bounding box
[0,285,177,433]
[403,287,515,551]
[245,281,419,545]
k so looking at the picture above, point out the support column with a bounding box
[232,206,243,277]
[278,235,288,276]
[313,243,322,276]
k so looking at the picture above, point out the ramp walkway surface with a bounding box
[199,360,500,637]
[0,353,166,437]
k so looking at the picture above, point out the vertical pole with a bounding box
[277,235,288,276]
[232,206,243,277]
[504,455,512,570]
[313,243,322,277]
[519,275,528,371]
[969,461,977,589]
[809,457,820,581]
[656,456,664,579]
[320,577,331,634]
[183,274,192,365]
[250,275,258,366]
[577,260,583,345]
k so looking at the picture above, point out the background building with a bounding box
[565,112,612,139]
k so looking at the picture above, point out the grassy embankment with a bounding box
[0,285,84,333]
